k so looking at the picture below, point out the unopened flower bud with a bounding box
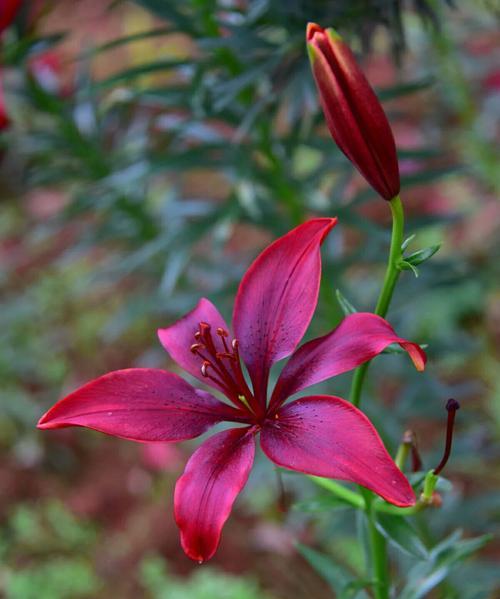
[307,23,400,200]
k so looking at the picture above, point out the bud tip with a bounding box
[306,22,322,41]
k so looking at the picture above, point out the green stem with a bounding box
[349,195,404,408]
[362,489,389,599]
[347,195,406,599]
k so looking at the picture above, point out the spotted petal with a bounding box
[174,427,255,562]
[233,218,337,405]
[271,312,426,408]
[261,395,415,507]
[37,368,247,441]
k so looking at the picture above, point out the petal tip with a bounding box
[180,533,215,563]
[387,477,416,508]
[36,411,57,429]
[404,343,427,372]
[36,417,49,430]
[317,216,338,243]
[306,22,323,42]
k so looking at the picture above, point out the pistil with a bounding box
[433,398,460,476]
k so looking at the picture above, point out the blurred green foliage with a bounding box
[140,556,276,599]
[0,501,100,599]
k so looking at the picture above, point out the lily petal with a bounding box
[174,427,255,562]
[233,218,337,405]
[37,369,247,441]
[261,395,415,507]
[158,298,231,395]
[271,312,426,408]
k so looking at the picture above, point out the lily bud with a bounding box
[307,23,400,201]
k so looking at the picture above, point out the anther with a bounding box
[216,327,229,337]
[199,322,211,335]
[201,361,211,377]
[433,398,460,476]
[231,339,239,350]
[190,343,205,354]
[194,331,201,340]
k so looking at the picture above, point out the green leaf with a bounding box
[81,27,174,58]
[398,260,419,277]
[296,544,351,594]
[336,289,358,315]
[293,496,355,513]
[399,533,493,599]
[339,579,374,599]
[401,233,416,251]
[375,514,429,559]
[377,76,435,101]
[404,244,441,266]
[308,477,364,509]
[95,59,192,89]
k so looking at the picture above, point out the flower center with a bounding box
[190,322,257,415]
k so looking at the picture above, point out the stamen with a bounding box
[191,321,260,416]
[433,398,460,476]
[200,361,211,377]
[401,430,422,472]
[217,328,230,353]
[216,352,235,361]
[411,440,423,472]
[190,343,205,354]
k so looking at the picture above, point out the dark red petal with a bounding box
[233,218,337,405]
[37,369,248,441]
[158,298,231,395]
[174,427,255,562]
[0,0,22,34]
[307,25,400,200]
[271,312,426,408]
[261,396,415,507]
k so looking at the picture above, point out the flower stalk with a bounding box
[363,488,389,599]
[347,195,407,599]
[349,195,405,408]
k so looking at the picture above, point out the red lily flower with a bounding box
[38,218,426,562]
[0,0,22,35]
[307,23,400,201]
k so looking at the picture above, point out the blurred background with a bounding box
[0,1,499,598]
